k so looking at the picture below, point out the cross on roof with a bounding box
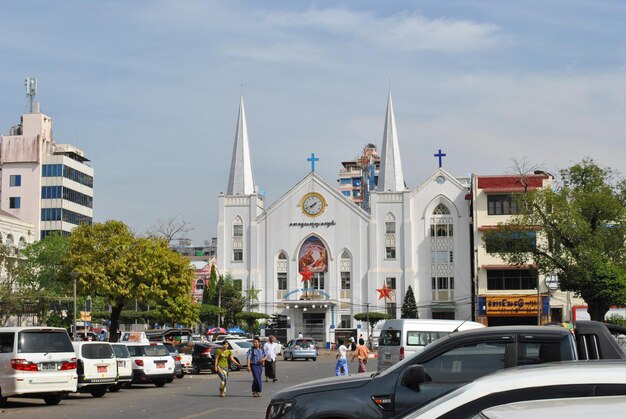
[307,153,319,172]
[434,149,446,168]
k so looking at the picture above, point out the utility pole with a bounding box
[366,302,370,343]
[72,272,77,341]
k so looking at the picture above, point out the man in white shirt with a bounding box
[263,335,278,382]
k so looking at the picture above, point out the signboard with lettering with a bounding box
[486,295,541,315]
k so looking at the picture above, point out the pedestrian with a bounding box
[263,335,278,382]
[368,334,373,350]
[351,338,370,373]
[335,339,349,376]
[214,341,242,397]
[298,331,303,338]
[247,337,267,397]
[349,336,356,351]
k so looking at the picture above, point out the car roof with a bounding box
[409,361,626,418]
[480,395,626,418]
[0,326,68,332]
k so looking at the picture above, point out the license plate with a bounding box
[97,366,107,373]
[40,362,57,371]
[156,362,165,369]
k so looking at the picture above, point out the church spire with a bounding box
[227,96,255,195]
[377,91,405,192]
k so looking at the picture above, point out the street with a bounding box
[0,355,378,419]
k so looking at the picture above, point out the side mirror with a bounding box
[401,365,427,390]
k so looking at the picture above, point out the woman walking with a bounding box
[214,341,241,397]
[247,337,267,397]
[351,338,370,373]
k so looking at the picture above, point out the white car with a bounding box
[123,342,175,387]
[72,341,117,397]
[403,361,626,419]
[225,339,254,369]
[0,327,77,405]
[478,395,626,418]
[110,343,133,391]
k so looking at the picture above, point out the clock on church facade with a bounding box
[301,192,326,217]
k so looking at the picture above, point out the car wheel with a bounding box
[176,370,185,379]
[90,386,107,398]
[154,379,167,388]
[313,357,317,362]
[43,394,62,405]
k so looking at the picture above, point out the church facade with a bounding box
[217,94,473,344]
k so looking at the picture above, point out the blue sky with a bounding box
[1,1,625,244]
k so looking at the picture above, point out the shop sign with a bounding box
[486,295,540,315]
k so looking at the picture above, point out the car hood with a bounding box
[272,373,373,399]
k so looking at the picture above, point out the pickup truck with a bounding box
[265,321,626,419]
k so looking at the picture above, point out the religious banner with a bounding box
[298,236,328,273]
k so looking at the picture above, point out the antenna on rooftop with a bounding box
[25,77,37,113]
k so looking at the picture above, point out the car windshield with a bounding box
[296,339,315,348]
[81,343,115,359]
[379,330,401,346]
[111,344,130,358]
[18,330,74,353]
[231,341,253,349]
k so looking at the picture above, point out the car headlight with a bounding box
[266,399,295,418]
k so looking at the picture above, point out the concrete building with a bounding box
[0,80,94,239]
[337,143,380,211]
[217,93,473,344]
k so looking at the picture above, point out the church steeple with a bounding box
[227,96,255,195]
[377,91,405,192]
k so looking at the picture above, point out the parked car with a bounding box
[225,339,253,369]
[0,327,77,405]
[124,342,175,387]
[72,341,117,397]
[266,321,626,419]
[477,395,626,419]
[402,361,626,418]
[109,343,133,391]
[163,342,185,379]
[177,341,218,374]
[282,338,318,361]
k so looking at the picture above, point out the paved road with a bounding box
[0,355,379,419]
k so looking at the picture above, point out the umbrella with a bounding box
[228,327,245,334]
[208,327,227,335]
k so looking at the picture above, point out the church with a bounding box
[216,93,473,344]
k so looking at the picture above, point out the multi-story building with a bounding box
[0,80,93,239]
[471,173,557,326]
[337,144,380,211]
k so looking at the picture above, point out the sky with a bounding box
[1,1,625,244]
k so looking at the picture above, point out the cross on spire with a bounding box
[307,153,319,172]
[434,149,446,168]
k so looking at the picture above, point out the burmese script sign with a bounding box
[487,295,539,315]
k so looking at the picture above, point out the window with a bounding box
[195,280,204,291]
[386,247,396,259]
[386,302,397,319]
[341,272,351,290]
[342,191,351,197]
[81,343,115,359]
[0,332,15,353]
[485,231,537,253]
[433,203,450,214]
[407,331,448,347]
[385,222,396,234]
[386,277,396,289]
[488,194,519,215]
[432,277,454,290]
[340,315,351,328]
[340,178,351,185]
[233,224,243,237]
[312,272,325,290]
[421,340,507,382]
[431,251,453,264]
[17,331,74,353]
[487,269,538,290]
[9,197,20,209]
[352,179,362,186]
[431,224,453,237]
[10,175,21,187]
[277,272,287,290]
[233,249,243,261]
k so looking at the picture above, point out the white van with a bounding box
[377,319,485,370]
[0,327,77,405]
[109,343,133,391]
[72,341,117,397]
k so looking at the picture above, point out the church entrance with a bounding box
[302,313,325,342]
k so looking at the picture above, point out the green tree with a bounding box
[236,311,268,335]
[64,221,197,340]
[401,285,418,318]
[203,273,247,327]
[483,159,626,320]
[0,244,26,325]
[354,312,389,331]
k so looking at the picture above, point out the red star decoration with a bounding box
[300,266,314,283]
[377,284,392,301]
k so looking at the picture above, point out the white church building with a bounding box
[217,93,473,344]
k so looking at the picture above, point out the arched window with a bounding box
[340,251,351,290]
[430,202,455,303]
[385,213,396,259]
[195,279,204,291]
[5,234,14,247]
[232,216,243,262]
[277,251,288,290]
[433,203,451,215]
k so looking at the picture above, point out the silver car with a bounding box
[283,338,318,361]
